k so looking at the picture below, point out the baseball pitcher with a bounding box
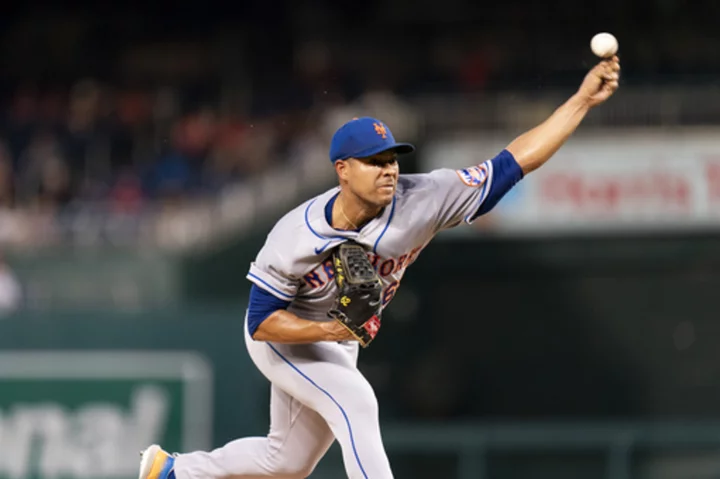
[138,56,620,478]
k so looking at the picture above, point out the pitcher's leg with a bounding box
[174,385,334,479]
[266,343,394,479]
[170,323,392,479]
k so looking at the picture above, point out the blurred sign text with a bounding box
[423,128,720,235]
[0,352,212,479]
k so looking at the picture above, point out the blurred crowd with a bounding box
[0,78,420,247]
[0,79,423,211]
[0,0,716,247]
[0,80,318,213]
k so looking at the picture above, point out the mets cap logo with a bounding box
[373,122,388,139]
[456,164,488,187]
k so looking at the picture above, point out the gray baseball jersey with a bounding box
[246,159,496,320]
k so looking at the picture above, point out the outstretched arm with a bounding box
[506,56,621,175]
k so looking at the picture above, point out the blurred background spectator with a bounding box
[0,253,21,314]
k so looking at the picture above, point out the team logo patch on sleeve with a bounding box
[456,164,489,187]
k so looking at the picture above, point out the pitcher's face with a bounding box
[336,151,399,207]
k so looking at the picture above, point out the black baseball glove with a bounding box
[327,241,383,347]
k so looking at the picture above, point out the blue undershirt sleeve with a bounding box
[247,283,292,337]
[471,149,524,219]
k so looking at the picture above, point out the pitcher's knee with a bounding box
[267,460,316,478]
[342,382,379,417]
[264,449,319,478]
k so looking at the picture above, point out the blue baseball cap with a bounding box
[329,117,415,163]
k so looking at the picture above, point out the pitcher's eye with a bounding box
[371,158,397,167]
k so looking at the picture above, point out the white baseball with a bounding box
[590,32,618,58]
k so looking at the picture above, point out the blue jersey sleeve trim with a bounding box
[247,284,292,337]
[246,272,295,300]
[471,149,524,219]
